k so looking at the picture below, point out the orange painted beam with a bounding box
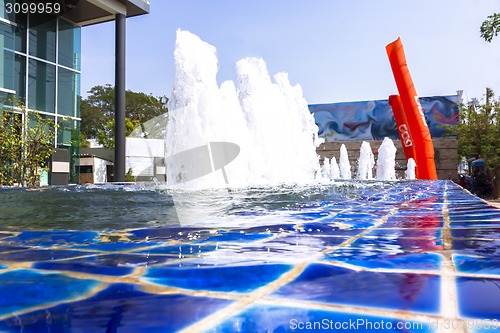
[386,37,437,180]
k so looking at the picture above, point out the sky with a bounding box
[81,0,500,105]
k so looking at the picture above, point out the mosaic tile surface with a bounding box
[0,180,499,332]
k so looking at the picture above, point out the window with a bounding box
[28,58,55,113]
[58,18,80,70]
[0,21,15,92]
[57,67,79,117]
[0,0,15,22]
[29,13,56,62]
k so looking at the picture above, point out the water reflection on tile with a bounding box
[324,249,442,270]
[212,304,433,333]
[0,283,233,332]
[272,264,441,314]
[0,269,100,317]
[454,255,500,275]
[145,264,293,293]
[456,277,500,320]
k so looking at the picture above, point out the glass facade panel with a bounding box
[58,19,80,70]
[57,117,77,146]
[14,12,26,53]
[14,53,25,102]
[0,21,15,92]
[29,13,56,62]
[57,67,80,117]
[28,58,55,113]
[0,0,15,22]
[57,117,80,184]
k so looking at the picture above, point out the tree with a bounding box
[481,13,500,42]
[446,88,500,197]
[80,84,168,148]
[0,99,57,186]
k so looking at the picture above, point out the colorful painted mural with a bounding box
[309,95,459,141]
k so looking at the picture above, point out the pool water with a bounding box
[0,180,499,332]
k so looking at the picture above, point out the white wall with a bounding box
[126,138,164,177]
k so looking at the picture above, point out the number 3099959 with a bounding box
[5,2,62,14]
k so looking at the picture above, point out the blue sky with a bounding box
[81,0,500,104]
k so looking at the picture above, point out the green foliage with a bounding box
[446,88,500,170]
[125,168,135,182]
[0,99,57,187]
[80,84,168,148]
[481,13,500,42]
[96,117,139,149]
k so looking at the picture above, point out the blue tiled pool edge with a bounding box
[0,180,499,332]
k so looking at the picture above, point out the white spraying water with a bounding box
[405,158,416,180]
[321,158,331,179]
[376,137,397,181]
[165,30,322,188]
[357,141,375,180]
[330,156,340,180]
[339,144,351,179]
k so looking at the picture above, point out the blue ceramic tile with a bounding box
[33,253,175,276]
[145,263,292,293]
[200,230,273,243]
[383,216,443,229]
[290,211,332,220]
[0,269,100,316]
[0,245,29,253]
[34,260,134,277]
[0,232,16,240]
[0,283,233,333]
[366,228,442,239]
[1,231,99,247]
[351,237,443,252]
[450,220,500,228]
[71,241,160,252]
[324,249,442,270]
[457,277,500,320]
[272,263,441,314]
[451,228,500,239]
[454,255,500,275]
[452,239,500,256]
[213,304,434,332]
[137,244,217,256]
[0,249,93,262]
[262,234,349,249]
[299,223,363,236]
[129,226,211,241]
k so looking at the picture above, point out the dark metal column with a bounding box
[114,13,126,182]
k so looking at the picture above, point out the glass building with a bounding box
[0,0,149,185]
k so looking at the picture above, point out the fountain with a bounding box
[330,156,340,180]
[376,137,397,181]
[405,158,417,180]
[321,157,331,179]
[339,144,352,180]
[357,141,375,180]
[165,30,322,189]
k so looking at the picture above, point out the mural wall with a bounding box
[309,95,459,141]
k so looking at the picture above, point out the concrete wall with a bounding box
[316,138,458,180]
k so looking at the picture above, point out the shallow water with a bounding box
[0,181,411,231]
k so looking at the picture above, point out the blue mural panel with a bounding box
[309,95,459,141]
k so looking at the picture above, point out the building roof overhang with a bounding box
[29,0,150,26]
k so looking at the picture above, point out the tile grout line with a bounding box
[438,182,463,333]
